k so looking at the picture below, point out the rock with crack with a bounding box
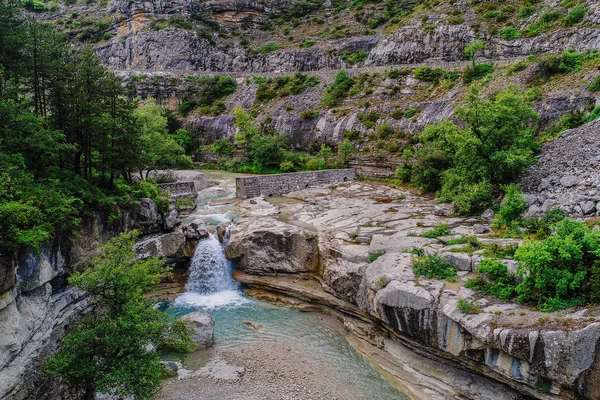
[226,218,318,274]
[134,229,185,259]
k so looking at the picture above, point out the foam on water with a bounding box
[174,290,250,310]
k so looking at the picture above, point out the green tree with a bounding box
[233,107,259,152]
[43,231,193,399]
[134,99,192,179]
[464,40,485,67]
[409,85,539,214]
[338,138,353,164]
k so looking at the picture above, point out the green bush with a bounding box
[420,223,452,238]
[258,42,280,53]
[490,184,529,232]
[589,76,600,92]
[457,298,482,314]
[255,73,319,103]
[406,86,539,215]
[463,63,494,83]
[301,39,317,48]
[369,250,386,262]
[465,259,518,301]
[341,50,368,65]
[404,108,418,118]
[507,61,527,75]
[300,109,320,119]
[358,111,379,127]
[288,0,323,17]
[412,254,457,280]
[564,5,585,26]
[323,70,354,107]
[588,107,600,122]
[514,219,600,311]
[388,68,412,79]
[413,66,445,83]
[499,27,521,40]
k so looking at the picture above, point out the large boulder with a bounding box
[134,198,164,234]
[225,218,318,274]
[134,229,185,259]
[180,311,215,349]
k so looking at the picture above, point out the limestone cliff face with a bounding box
[75,0,599,169]
[0,199,178,399]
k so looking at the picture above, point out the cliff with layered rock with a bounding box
[0,171,210,399]
[34,0,600,171]
[226,181,600,399]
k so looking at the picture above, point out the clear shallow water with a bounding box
[169,183,410,400]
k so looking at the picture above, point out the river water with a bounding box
[168,181,410,400]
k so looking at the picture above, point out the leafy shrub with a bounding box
[300,109,320,119]
[258,42,280,53]
[589,76,600,92]
[564,5,585,26]
[209,138,234,155]
[358,112,379,128]
[341,50,368,65]
[465,259,518,301]
[369,250,386,262]
[288,0,323,17]
[323,70,355,107]
[514,219,600,311]
[255,73,319,103]
[412,254,457,280]
[588,107,600,122]
[463,63,494,83]
[404,108,418,118]
[413,66,445,83]
[301,39,317,48]
[507,61,527,75]
[420,223,452,238]
[499,27,521,40]
[457,298,482,314]
[388,68,411,79]
[490,184,529,232]
[406,86,539,215]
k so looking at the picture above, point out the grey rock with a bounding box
[473,224,491,234]
[481,209,494,220]
[134,229,185,259]
[582,200,597,215]
[226,219,318,274]
[184,219,210,240]
[164,209,180,231]
[440,252,472,271]
[180,311,215,349]
[560,175,581,188]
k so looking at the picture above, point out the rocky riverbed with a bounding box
[225,180,600,399]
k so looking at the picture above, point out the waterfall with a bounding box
[175,226,249,310]
[186,234,234,294]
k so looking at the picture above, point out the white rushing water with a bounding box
[175,230,250,310]
[169,180,408,399]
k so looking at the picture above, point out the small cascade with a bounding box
[175,224,249,310]
[186,234,233,294]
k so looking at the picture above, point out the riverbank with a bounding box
[225,179,600,399]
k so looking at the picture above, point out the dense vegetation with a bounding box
[204,107,351,173]
[462,188,600,312]
[397,85,540,214]
[0,2,190,253]
[43,231,193,399]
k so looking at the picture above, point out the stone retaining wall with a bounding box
[159,181,197,195]
[235,169,355,198]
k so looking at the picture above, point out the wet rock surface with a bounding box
[227,181,600,399]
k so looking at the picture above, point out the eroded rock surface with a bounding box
[227,182,600,399]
